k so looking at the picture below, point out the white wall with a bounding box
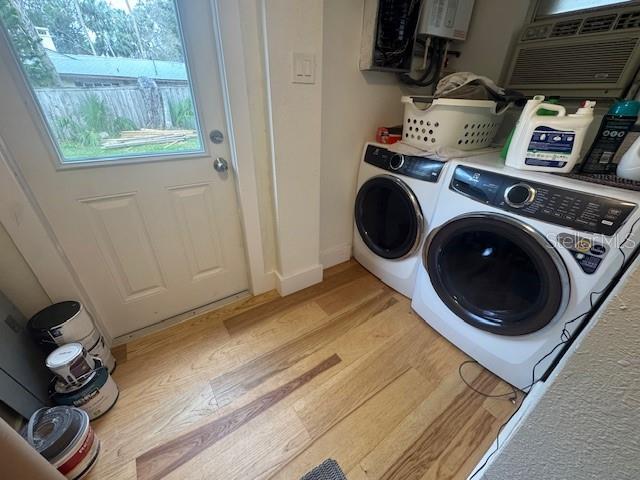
[481,257,640,479]
[447,0,532,83]
[0,222,49,318]
[318,1,534,267]
[319,0,407,267]
[262,0,324,294]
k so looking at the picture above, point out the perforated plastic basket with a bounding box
[402,96,508,151]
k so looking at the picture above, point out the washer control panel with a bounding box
[451,166,637,236]
[557,233,608,274]
[364,145,444,182]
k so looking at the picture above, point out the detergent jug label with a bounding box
[525,126,575,168]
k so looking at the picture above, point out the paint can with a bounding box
[51,362,119,421]
[46,343,96,387]
[87,335,116,373]
[28,301,100,353]
[25,406,100,480]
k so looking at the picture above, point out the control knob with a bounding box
[504,183,536,208]
[389,154,405,171]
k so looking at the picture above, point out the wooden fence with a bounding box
[34,85,194,141]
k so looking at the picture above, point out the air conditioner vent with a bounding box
[550,19,582,37]
[615,10,640,30]
[580,14,616,34]
[510,38,638,85]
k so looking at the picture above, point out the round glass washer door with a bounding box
[423,213,570,336]
[355,175,423,260]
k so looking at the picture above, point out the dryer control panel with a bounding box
[451,166,637,236]
[365,145,444,182]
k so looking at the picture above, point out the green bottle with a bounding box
[580,100,640,174]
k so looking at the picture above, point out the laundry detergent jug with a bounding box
[505,96,595,173]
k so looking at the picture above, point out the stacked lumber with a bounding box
[101,129,197,149]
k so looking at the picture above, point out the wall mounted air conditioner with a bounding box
[504,3,640,98]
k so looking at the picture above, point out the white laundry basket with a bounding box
[401,96,509,151]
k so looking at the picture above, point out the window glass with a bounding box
[0,0,203,163]
[535,0,632,18]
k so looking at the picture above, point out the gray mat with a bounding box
[300,459,347,480]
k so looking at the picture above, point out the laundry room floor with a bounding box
[87,260,519,480]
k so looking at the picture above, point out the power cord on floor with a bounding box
[458,361,518,404]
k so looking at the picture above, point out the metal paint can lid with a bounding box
[25,406,89,461]
[46,343,84,369]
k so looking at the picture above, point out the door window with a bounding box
[355,175,422,260]
[0,0,203,164]
[425,214,568,335]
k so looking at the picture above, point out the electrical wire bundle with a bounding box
[375,0,422,69]
[399,36,448,87]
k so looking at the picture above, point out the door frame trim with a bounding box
[212,0,275,295]
[0,0,274,342]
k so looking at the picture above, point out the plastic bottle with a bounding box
[500,98,560,160]
[617,135,640,181]
[505,96,595,173]
[579,100,640,174]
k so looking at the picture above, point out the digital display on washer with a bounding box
[450,166,637,236]
[364,145,444,182]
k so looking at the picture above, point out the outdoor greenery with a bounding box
[56,94,137,146]
[62,137,200,161]
[0,0,58,86]
[168,97,196,130]
[0,0,200,161]
[17,0,183,62]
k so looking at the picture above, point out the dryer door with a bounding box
[424,213,570,336]
[355,175,423,260]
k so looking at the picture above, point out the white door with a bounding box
[0,1,248,338]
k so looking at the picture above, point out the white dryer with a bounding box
[411,154,640,390]
[353,143,447,297]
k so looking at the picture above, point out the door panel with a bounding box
[0,1,249,337]
[81,192,167,302]
[168,182,225,281]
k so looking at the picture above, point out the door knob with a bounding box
[213,157,229,172]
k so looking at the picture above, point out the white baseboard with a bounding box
[320,243,352,269]
[275,263,323,296]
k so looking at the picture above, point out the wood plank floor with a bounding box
[87,261,519,480]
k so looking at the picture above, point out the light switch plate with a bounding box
[292,52,316,84]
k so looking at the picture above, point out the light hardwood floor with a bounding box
[87,261,519,480]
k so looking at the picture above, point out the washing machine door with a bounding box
[355,175,423,260]
[423,212,570,336]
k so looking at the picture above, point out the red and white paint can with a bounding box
[25,406,100,480]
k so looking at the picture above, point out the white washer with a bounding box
[353,143,448,297]
[411,154,640,390]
